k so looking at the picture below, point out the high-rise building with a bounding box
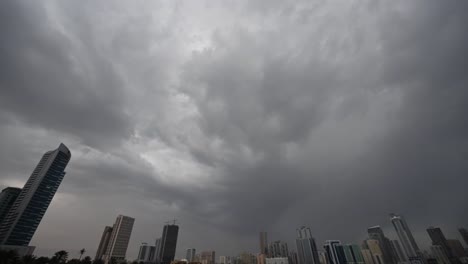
[390,240,406,263]
[446,239,467,259]
[323,241,346,264]
[0,187,21,225]
[341,245,365,264]
[296,227,320,264]
[103,215,135,263]
[201,251,216,264]
[426,227,454,261]
[239,252,257,264]
[138,243,156,263]
[269,241,289,258]
[458,228,468,247]
[159,224,179,264]
[153,238,162,263]
[390,214,420,259]
[187,248,196,262]
[364,239,385,264]
[430,245,450,264]
[289,251,299,264]
[0,143,71,246]
[361,249,375,264]
[260,232,269,255]
[368,226,396,264]
[95,226,113,260]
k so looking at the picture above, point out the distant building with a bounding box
[0,144,71,246]
[269,241,289,258]
[446,239,467,259]
[239,252,257,264]
[318,251,328,264]
[138,243,156,263]
[0,187,21,225]
[95,226,113,260]
[102,215,135,263]
[426,227,455,262]
[159,224,179,264]
[266,257,289,264]
[389,240,406,263]
[187,249,196,262]
[390,214,420,259]
[364,239,385,264]
[323,241,346,264]
[154,238,162,263]
[458,228,468,247]
[289,251,299,264]
[260,232,269,255]
[258,254,267,264]
[361,249,375,264]
[368,226,397,264]
[430,245,450,264]
[296,227,320,264]
[341,244,365,264]
[200,251,215,264]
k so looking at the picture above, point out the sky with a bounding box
[0,0,468,260]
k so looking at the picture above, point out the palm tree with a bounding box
[79,249,86,260]
[51,250,69,264]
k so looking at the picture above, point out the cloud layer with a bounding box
[0,0,467,259]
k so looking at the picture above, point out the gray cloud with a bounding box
[0,0,467,260]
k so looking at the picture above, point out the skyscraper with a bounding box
[364,239,385,264]
[187,248,196,262]
[368,226,396,264]
[430,246,450,264]
[95,226,113,260]
[426,227,454,262]
[138,243,156,263]
[200,251,216,264]
[390,240,406,263]
[341,245,365,264]
[0,143,71,246]
[390,214,420,259]
[0,187,21,224]
[446,239,467,259]
[103,215,135,263]
[458,228,468,247]
[158,224,179,264]
[260,232,269,255]
[269,241,289,258]
[324,241,346,264]
[296,227,320,264]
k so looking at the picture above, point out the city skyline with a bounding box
[1,0,468,261]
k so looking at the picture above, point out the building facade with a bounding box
[458,228,468,247]
[269,241,289,258]
[426,227,454,262]
[368,226,397,264]
[323,241,346,264]
[159,224,179,264]
[96,226,113,260]
[187,248,196,262]
[0,187,21,225]
[342,245,365,264]
[0,143,71,246]
[296,227,320,264]
[364,239,385,264]
[103,215,135,263]
[260,232,269,255]
[200,251,216,264]
[390,214,420,259]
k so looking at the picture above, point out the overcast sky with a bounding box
[1,0,468,260]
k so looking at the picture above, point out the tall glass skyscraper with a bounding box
[0,143,71,246]
[296,227,320,264]
[158,224,179,264]
[389,214,420,259]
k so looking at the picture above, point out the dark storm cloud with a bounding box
[0,0,132,148]
[0,0,467,259]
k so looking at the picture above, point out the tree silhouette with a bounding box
[51,250,69,264]
[79,249,86,260]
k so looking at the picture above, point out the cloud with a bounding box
[0,0,467,259]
